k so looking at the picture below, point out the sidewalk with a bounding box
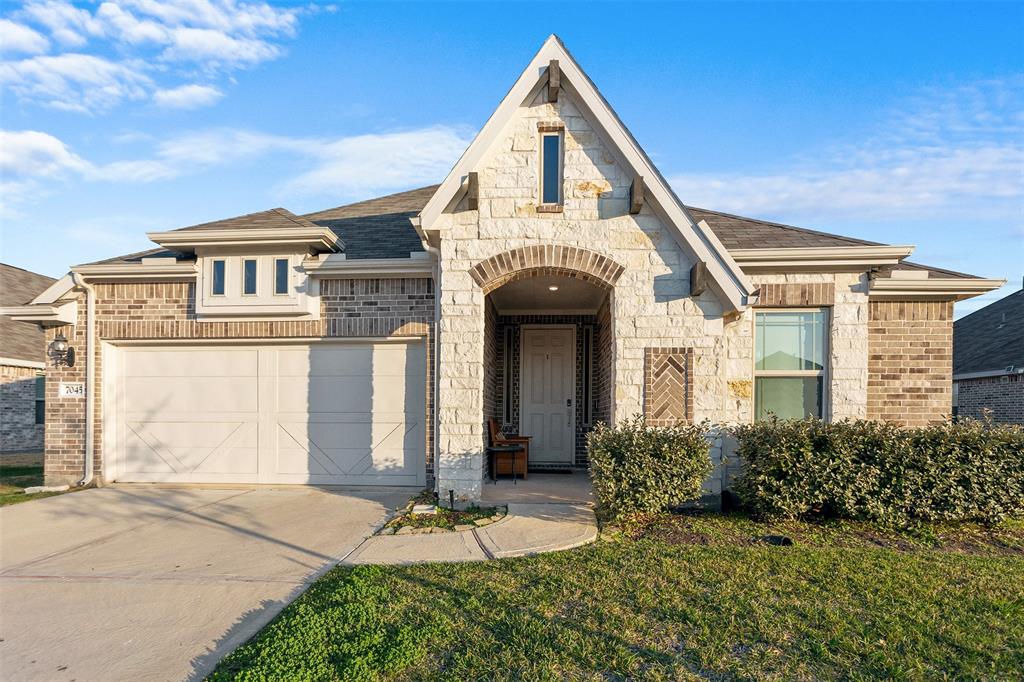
[343,502,597,565]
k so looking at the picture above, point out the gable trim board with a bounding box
[418,35,756,312]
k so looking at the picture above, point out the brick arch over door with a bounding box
[469,245,625,294]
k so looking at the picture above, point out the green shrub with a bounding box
[588,416,712,522]
[731,417,1024,525]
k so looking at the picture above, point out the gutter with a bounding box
[70,272,97,487]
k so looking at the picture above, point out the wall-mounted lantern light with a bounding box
[48,333,75,367]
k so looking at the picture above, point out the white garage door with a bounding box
[109,342,426,486]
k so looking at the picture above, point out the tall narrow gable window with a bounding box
[541,132,562,205]
[211,260,225,296]
[754,310,828,421]
[243,259,257,295]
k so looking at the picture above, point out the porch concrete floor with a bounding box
[481,470,593,505]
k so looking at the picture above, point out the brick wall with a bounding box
[643,347,694,426]
[1,364,43,452]
[868,300,953,426]
[956,374,1024,424]
[43,278,435,486]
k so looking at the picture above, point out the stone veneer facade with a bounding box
[868,300,954,426]
[42,278,434,486]
[1,364,43,452]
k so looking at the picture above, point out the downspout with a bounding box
[421,239,442,497]
[70,272,96,487]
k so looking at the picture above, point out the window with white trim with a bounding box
[274,258,289,295]
[242,259,257,295]
[754,309,827,421]
[540,132,563,205]
[211,259,225,296]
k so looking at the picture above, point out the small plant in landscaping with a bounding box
[588,415,712,523]
[731,417,1024,525]
[381,492,505,533]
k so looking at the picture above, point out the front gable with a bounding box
[419,35,756,312]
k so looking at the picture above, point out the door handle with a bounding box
[566,398,572,427]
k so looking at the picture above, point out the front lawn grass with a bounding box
[0,454,70,506]
[210,513,1024,680]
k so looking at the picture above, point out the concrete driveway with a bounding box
[0,485,409,681]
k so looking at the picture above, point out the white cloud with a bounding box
[19,0,104,47]
[669,78,1024,223]
[153,83,223,109]
[0,53,151,113]
[161,27,280,66]
[0,19,50,54]
[0,125,474,203]
[0,129,91,177]
[281,127,474,197]
[4,0,303,112]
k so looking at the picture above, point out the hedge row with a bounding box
[731,417,1024,525]
[587,416,711,522]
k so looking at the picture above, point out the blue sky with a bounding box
[1,1,1021,316]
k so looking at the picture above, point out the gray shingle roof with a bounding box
[174,207,324,232]
[302,186,438,260]
[685,206,879,249]
[954,288,1024,375]
[1,263,57,363]
[78,184,977,280]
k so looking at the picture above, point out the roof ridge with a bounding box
[686,205,881,246]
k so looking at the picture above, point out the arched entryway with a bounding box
[471,246,623,501]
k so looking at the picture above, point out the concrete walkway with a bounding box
[345,502,598,565]
[0,486,408,682]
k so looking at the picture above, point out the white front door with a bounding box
[520,327,575,465]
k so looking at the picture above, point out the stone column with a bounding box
[436,252,486,503]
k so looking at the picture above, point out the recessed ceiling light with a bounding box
[548,285,559,291]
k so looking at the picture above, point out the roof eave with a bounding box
[71,262,198,282]
[0,301,78,326]
[147,227,343,253]
[731,245,916,272]
[869,277,1006,301]
[303,253,436,278]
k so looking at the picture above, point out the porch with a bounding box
[480,269,614,497]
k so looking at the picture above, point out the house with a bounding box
[2,36,1004,502]
[953,287,1024,424]
[0,264,56,453]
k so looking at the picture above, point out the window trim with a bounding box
[273,257,290,296]
[539,131,564,206]
[210,259,226,297]
[242,258,258,296]
[752,307,830,421]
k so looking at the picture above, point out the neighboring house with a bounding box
[2,37,1004,501]
[953,287,1024,424]
[0,264,56,453]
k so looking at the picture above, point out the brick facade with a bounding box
[42,278,435,486]
[868,300,953,426]
[956,374,1024,424]
[755,282,836,307]
[1,364,43,452]
[643,347,695,426]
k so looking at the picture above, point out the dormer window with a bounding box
[540,132,563,205]
[211,260,226,296]
[243,259,257,295]
[274,258,289,295]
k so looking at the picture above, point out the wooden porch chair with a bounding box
[487,418,530,480]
